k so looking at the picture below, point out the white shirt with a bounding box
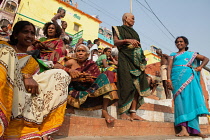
[56,19,62,27]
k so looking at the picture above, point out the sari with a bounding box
[112,25,150,114]
[96,54,117,73]
[170,51,209,134]
[0,41,71,139]
[37,37,67,64]
[67,59,118,110]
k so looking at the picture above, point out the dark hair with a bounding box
[57,7,66,13]
[87,40,92,44]
[93,49,98,53]
[1,25,7,29]
[93,39,99,44]
[43,22,62,38]
[175,36,189,51]
[9,21,35,45]
[103,47,111,53]
[61,21,66,24]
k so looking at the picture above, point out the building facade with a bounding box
[13,0,101,41]
[144,45,161,65]
[0,0,19,26]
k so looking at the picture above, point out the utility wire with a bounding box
[144,0,175,39]
[80,0,120,24]
[78,0,173,52]
[133,1,173,52]
[134,1,173,42]
[87,0,121,23]
[135,0,153,13]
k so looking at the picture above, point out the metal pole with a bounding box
[130,0,132,13]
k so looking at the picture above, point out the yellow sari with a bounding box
[0,41,71,139]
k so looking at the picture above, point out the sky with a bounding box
[75,0,210,67]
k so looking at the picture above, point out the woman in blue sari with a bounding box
[167,36,209,138]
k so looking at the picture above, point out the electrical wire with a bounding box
[133,1,174,52]
[78,0,174,53]
[144,0,175,39]
[79,0,120,25]
[87,0,121,23]
[134,0,173,42]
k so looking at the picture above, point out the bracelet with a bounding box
[167,79,171,82]
[22,73,33,79]
[129,110,137,113]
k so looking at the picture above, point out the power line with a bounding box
[134,0,173,42]
[132,1,173,52]
[133,1,174,53]
[135,0,153,13]
[78,0,173,53]
[87,0,121,23]
[79,0,120,25]
[144,0,175,39]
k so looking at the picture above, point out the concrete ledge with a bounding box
[72,106,209,124]
[144,98,173,107]
[56,115,210,137]
[54,135,210,140]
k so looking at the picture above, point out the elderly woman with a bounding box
[64,44,118,123]
[0,21,70,139]
[35,22,66,64]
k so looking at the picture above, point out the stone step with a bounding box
[71,97,209,124]
[55,115,210,137]
[54,135,210,140]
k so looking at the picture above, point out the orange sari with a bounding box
[0,41,71,139]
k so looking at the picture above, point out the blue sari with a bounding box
[170,51,209,134]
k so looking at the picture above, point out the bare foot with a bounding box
[130,113,145,121]
[120,113,133,121]
[102,110,115,123]
[65,106,75,114]
[197,133,208,138]
[175,131,189,137]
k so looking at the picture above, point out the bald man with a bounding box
[112,13,150,120]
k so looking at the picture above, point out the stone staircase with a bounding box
[53,96,210,139]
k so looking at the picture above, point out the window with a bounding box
[4,1,17,13]
[73,23,80,32]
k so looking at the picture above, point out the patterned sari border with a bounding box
[186,52,198,66]
[42,38,60,43]
[112,26,121,40]
[17,99,67,125]
[0,109,8,129]
[173,74,194,100]
[174,51,185,58]
[118,99,133,115]
[41,126,60,137]
[20,133,41,140]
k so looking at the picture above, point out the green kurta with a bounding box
[112,25,150,114]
